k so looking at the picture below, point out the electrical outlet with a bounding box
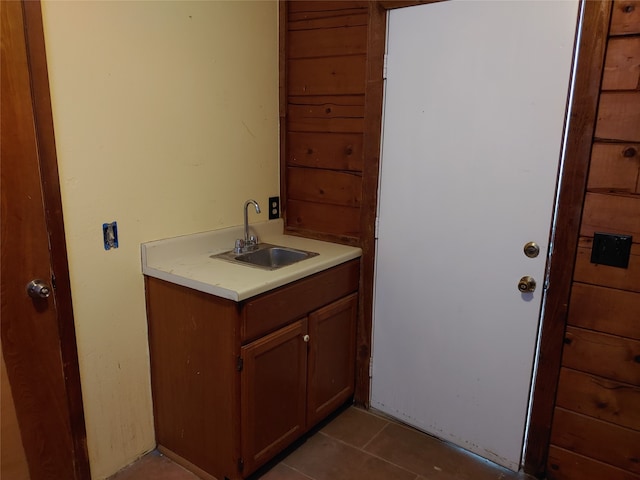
[590,232,632,268]
[103,222,118,250]
[268,196,280,219]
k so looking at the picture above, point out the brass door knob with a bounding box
[518,276,536,293]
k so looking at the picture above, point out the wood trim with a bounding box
[279,1,288,225]
[354,1,387,406]
[21,2,91,478]
[524,0,612,475]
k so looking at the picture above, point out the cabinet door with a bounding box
[240,319,307,476]
[307,293,358,427]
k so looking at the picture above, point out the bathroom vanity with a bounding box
[142,220,361,480]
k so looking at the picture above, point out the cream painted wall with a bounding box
[40,1,279,478]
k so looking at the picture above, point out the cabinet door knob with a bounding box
[303,334,310,343]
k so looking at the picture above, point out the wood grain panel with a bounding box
[595,92,640,141]
[287,0,369,15]
[288,1,368,16]
[574,239,640,292]
[240,319,307,476]
[610,0,640,35]
[306,293,358,426]
[602,37,640,90]
[550,407,640,474]
[580,193,640,238]
[587,143,640,194]
[288,95,365,133]
[288,11,368,30]
[547,445,640,480]
[288,56,367,96]
[146,277,239,478]
[562,326,640,385]
[287,132,363,172]
[241,260,360,344]
[288,25,367,58]
[287,167,362,207]
[568,283,640,340]
[555,367,640,430]
[286,199,360,238]
[1,349,29,480]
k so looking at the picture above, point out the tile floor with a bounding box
[110,406,534,480]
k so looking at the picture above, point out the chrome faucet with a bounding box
[235,199,261,253]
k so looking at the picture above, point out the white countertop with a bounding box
[141,219,362,302]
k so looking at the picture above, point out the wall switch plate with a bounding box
[103,222,118,250]
[268,196,280,220]
[590,232,632,268]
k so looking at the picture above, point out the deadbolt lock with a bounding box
[524,242,540,258]
[518,276,536,293]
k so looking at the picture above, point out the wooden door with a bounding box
[1,343,29,480]
[1,1,89,478]
[307,293,357,427]
[371,0,579,471]
[240,319,307,476]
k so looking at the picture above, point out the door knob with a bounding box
[517,276,536,293]
[302,334,310,343]
[26,279,51,299]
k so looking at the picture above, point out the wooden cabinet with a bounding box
[307,294,358,426]
[240,319,307,474]
[145,260,359,480]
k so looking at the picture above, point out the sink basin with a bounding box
[211,243,318,270]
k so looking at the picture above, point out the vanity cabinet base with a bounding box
[145,259,360,480]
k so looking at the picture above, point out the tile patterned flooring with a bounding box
[110,406,534,480]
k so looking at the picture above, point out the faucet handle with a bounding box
[234,238,245,254]
[249,234,258,246]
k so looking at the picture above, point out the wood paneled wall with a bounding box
[547,2,640,479]
[282,1,370,244]
[281,1,633,476]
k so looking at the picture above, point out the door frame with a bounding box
[2,1,91,478]
[355,0,611,476]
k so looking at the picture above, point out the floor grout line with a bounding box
[361,419,390,451]
[268,463,315,480]
[316,429,421,479]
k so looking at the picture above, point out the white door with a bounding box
[371,0,579,471]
